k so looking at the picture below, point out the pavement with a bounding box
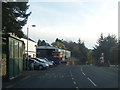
[2,70,39,88]
[2,64,119,89]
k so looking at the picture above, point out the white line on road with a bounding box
[81,67,83,72]
[82,72,86,76]
[72,77,74,80]
[70,70,73,77]
[87,77,97,87]
[76,86,79,88]
[70,70,78,88]
[76,87,79,89]
[73,81,76,85]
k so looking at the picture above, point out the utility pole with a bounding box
[26,25,36,70]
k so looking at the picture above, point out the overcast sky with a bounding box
[22,0,119,49]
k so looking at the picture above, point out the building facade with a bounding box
[21,38,37,58]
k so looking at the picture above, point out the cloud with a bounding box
[29,0,119,2]
[27,2,102,27]
[23,1,118,49]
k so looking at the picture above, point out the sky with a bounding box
[22,0,119,49]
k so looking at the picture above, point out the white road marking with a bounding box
[82,72,86,76]
[70,70,78,88]
[76,87,79,89]
[70,70,73,77]
[81,67,83,72]
[72,77,74,80]
[73,81,76,85]
[87,77,97,87]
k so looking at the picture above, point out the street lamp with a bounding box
[26,25,36,70]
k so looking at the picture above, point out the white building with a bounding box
[21,38,37,58]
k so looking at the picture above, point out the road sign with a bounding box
[100,56,104,63]
[100,53,104,63]
[100,57,104,59]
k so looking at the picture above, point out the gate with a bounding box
[2,34,24,80]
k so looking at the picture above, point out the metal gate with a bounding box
[3,34,24,80]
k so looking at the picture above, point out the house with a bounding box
[21,38,37,58]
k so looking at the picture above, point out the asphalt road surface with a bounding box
[5,65,118,88]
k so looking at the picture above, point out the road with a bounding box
[5,65,118,88]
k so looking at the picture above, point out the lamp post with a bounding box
[26,25,36,70]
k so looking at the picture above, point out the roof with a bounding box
[36,46,59,49]
[2,34,24,43]
[21,38,36,43]
[22,35,36,43]
[36,46,71,52]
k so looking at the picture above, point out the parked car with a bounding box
[34,57,53,67]
[44,58,56,66]
[32,58,51,67]
[29,58,49,70]
[39,57,56,66]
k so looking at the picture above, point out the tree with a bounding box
[37,39,50,46]
[86,49,96,64]
[41,40,46,46]
[37,39,41,46]
[2,2,31,38]
[77,39,88,64]
[93,34,106,63]
[51,38,67,49]
[52,38,89,64]
[93,34,118,65]
[52,42,67,49]
[55,38,62,42]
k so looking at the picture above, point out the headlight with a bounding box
[46,64,49,66]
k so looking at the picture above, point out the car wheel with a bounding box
[38,65,43,70]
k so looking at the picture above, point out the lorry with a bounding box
[36,46,71,64]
